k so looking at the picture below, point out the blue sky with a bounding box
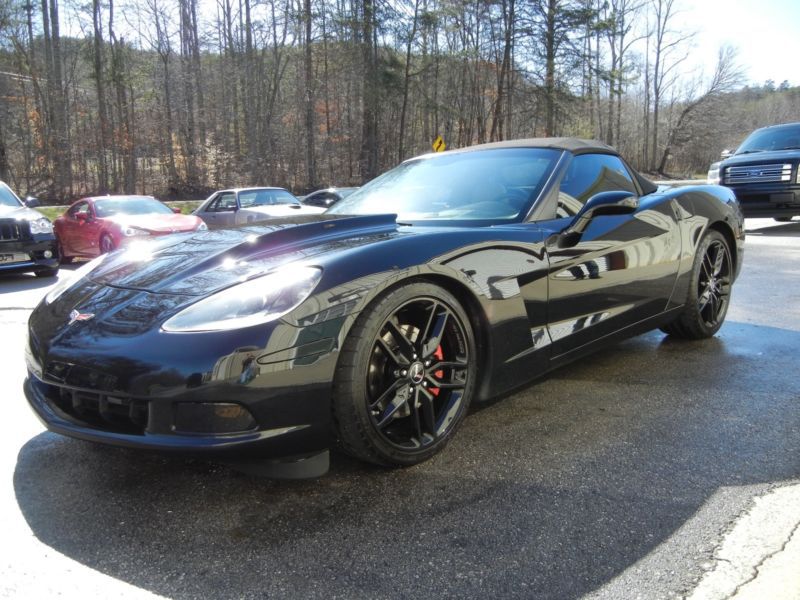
[681,0,800,86]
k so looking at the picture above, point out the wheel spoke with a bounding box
[425,375,465,390]
[375,386,410,428]
[428,359,468,371]
[376,337,410,367]
[418,387,437,438]
[384,319,417,362]
[370,379,406,410]
[410,389,424,443]
[698,287,712,312]
[711,244,725,276]
[421,307,450,358]
[701,254,714,283]
[435,391,463,436]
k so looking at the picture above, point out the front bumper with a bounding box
[24,294,348,461]
[24,373,332,460]
[729,183,800,218]
[0,236,59,274]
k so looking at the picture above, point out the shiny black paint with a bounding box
[24,147,745,467]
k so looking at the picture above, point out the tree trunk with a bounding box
[92,0,110,193]
[304,0,316,189]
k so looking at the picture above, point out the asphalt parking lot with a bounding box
[1,218,798,599]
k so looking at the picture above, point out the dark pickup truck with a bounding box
[708,122,800,221]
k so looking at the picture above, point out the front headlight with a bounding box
[707,162,721,185]
[122,226,151,237]
[30,217,54,235]
[162,266,322,332]
[44,254,108,305]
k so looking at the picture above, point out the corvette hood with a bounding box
[106,212,202,232]
[88,213,399,295]
[0,204,47,221]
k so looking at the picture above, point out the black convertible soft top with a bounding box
[421,137,658,196]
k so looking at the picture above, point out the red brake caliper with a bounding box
[430,346,444,396]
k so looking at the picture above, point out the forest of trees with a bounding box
[0,0,798,201]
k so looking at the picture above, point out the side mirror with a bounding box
[720,149,732,160]
[75,212,89,223]
[172,207,182,214]
[24,196,40,208]
[562,190,638,241]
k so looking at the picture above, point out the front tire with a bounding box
[661,229,732,339]
[57,239,74,264]
[99,233,116,254]
[774,216,794,222]
[332,282,477,467]
[35,268,59,278]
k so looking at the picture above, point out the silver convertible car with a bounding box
[194,187,324,228]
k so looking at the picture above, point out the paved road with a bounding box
[1,219,798,599]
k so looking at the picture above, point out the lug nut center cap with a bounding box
[408,361,425,385]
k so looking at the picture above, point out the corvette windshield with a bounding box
[95,197,173,217]
[328,148,560,222]
[736,124,800,154]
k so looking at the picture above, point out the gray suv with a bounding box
[0,181,59,277]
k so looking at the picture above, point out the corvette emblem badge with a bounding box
[68,309,95,325]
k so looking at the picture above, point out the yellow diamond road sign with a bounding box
[432,135,446,152]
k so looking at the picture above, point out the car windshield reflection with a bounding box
[328,148,560,223]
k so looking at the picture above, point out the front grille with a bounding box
[724,163,792,185]
[41,380,148,434]
[0,219,27,242]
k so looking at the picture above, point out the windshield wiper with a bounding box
[736,149,765,155]
[779,146,800,150]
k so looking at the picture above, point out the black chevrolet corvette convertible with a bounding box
[25,139,744,475]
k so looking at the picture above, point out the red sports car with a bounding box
[55,195,206,262]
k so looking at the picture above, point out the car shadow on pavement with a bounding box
[0,264,79,293]
[745,220,800,237]
[13,322,800,599]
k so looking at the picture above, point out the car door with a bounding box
[60,201,92,255]
[535,153,681,359]
[199,192,238,229]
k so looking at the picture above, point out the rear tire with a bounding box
[661,229,732,339]
[332,282,477,467]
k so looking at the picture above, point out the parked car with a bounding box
[301,187,359,209]
[25,138,744,477]
[0,180,59,278]
[708,122,800,221]
[54,195,206,262]
[194,187,325,228]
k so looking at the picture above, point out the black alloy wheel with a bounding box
[661,229,732,339]
[333,282,476,466]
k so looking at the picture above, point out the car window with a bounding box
[209,193,237,212]
[0,182,23,208]
[736,124,800,154]
[68,202,91,219]
[94,197,172,217]
[557,154,638,218]
[240,189,300,208]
